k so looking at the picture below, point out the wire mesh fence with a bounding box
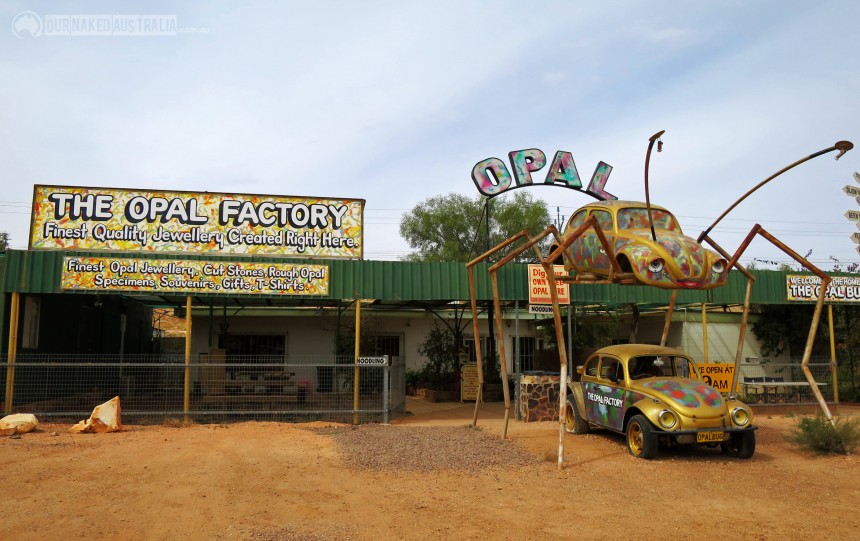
[735,360,836,406]
[0,354,403,424]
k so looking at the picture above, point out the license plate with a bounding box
[697,431,725,443]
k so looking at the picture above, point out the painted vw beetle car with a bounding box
[565,344,756,459]
[553,200,728,290]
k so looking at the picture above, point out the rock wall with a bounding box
[519,373,560,422]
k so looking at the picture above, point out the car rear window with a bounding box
[617,208,680,232]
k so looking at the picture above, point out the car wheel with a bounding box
[721,430,755,459]
[626,414,658,459]
[564,395,590,435]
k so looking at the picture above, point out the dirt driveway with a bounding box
[2,400,858,541]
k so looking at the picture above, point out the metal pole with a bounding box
[702,303,708,363]
[486,199,495,390]
[383,355,390,424]
[4,292,20,415]
[183,295,192,421]
[514,299,521,421]
[353,299,361,425]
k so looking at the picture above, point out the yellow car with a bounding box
[565,344,756,459]
[553,200,728,289]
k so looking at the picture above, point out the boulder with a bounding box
[69,396,123,434]
[0,413,39,435]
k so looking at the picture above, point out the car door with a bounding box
[581,354,626,432]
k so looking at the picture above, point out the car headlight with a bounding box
[658,409,677,429]
[648,258,665,273]
[731,407,750,426]
[712,259,727,274]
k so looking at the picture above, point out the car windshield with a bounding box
[629,355,700,379]
[617,208,681,232]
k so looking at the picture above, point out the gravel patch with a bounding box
[317,424,542,472]
[246,526,357,541]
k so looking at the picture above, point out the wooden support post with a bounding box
[467,267,485,427]
[660,290,677,347]
[828,305,839,405]
[4,292,20,415]
[730,278,753,398]
[543,261,568,470]
[490,272,511,438]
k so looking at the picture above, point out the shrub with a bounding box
[785,414,860,454]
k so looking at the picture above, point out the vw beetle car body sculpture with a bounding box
[565,344,756,459]
[554,200,728,290]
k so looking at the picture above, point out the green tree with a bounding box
[0,232,9,251]
[399,191,552,262]
[751,305,822,358]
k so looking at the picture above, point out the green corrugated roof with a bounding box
[0,249,852,306]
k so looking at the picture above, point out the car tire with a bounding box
[626,414,658,459]
[721,430,756,459]
[564,395,590,435]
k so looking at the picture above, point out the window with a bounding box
[565,210,587,232]
[617,208,681,232]
[365,335,401,358]
[599,357,622,382]
[584,357,600,377]
[591,210,613,232]
[220,334,285,356]
[464,336,490,364]
[513,336,543,372]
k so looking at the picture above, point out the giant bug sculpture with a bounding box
[466,132,852,467]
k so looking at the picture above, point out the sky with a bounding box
[1,0,859,269]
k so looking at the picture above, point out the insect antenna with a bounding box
[696,140,853,244]
[644,130,665,241]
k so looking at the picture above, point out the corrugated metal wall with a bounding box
[0,249,842,305]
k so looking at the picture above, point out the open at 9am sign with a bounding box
[698,363,736,394]
[61,256,329,296]
[528,264,570,305]
[29,185,364,259]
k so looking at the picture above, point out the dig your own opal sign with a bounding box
[471,149,617,201]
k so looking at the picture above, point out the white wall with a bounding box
[188,311,541,374]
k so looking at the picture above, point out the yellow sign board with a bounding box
[30,185,364,259]
[460,363,480,402]
[698,363,736,394]
[61,256,329,296]
[786,275,860,303]
[528,264,570,305]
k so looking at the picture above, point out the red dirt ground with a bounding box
[2,402,858,541]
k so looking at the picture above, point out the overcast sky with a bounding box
[2,1,858,269]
